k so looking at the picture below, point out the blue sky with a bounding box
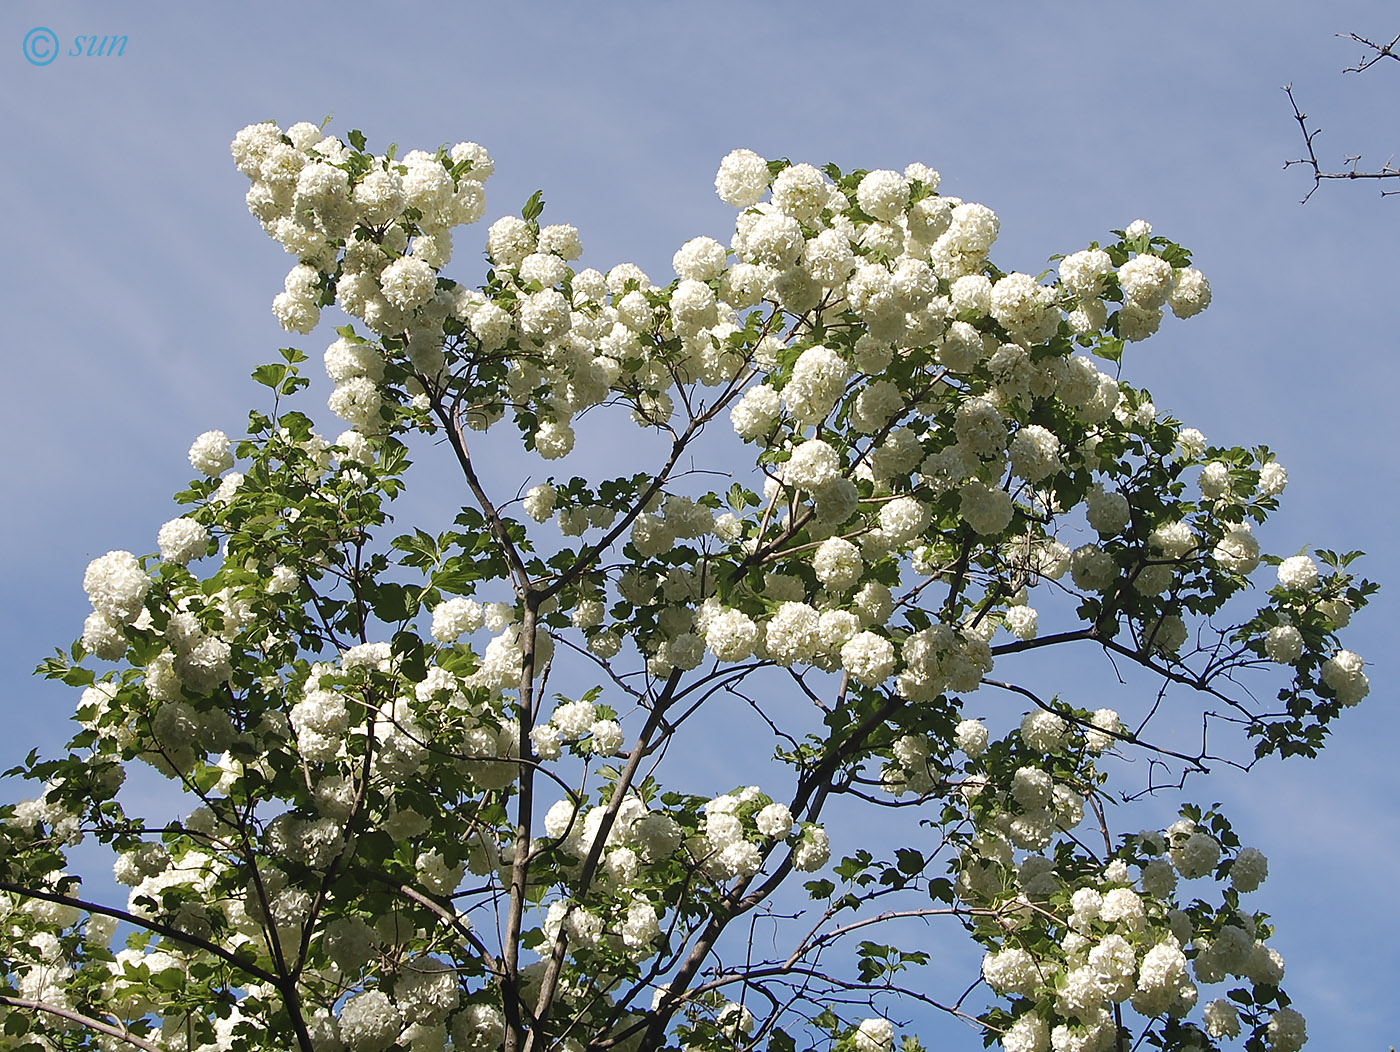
[2,2,1396,1047]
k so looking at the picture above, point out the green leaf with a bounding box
[895,847,925,875]
[252,363,287,389]
[348,129,367,152]
[392,630,427,683]
[804,878,835,900]
[521,190,545,222]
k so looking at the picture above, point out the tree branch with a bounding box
[0,995,165,1052]
[0,880,280,986]
[1284,78,1400,203]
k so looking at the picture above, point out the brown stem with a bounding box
[0,881,278,986]
[0,995,165,1052]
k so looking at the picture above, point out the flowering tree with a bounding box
[0,119,1376,1052]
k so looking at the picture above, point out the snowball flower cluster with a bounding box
[1321,649,1369,705]
[1276,555,1318,591]
[188,430,234,476]
[714,149,769,207]
[431,598,485,643]
[853,1017,895,1052]
[83,551,149,625]
[156,518,209,566]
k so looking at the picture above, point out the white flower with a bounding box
[1213,525,1261,574]
[486,216,535,267]
[534,420,575,460]
[1168,267,1211,318]
[268,565,299,594]
[784,344,850,424]
[1005,605,1038,641]
[1118,302,1162,342]
[537,223,580,259]
[1149,521,1195,559]
[1124,219,1153,241]
[213,472,245,505]
[1169,831,1220,879]
[1059,248,1114,299]
[771,163,830,223]
[1259,461,1288,495]
[954,719,989,757]
[766,602,822,665]
[1203,999,1241,1039]
[784,439,841,491]
[1099,887,1144,929]
[83,551,149,624]
[1010,766,1053,810]
[982,947,1040,997]
[951,274,993,316]
[1231,847,1269,893]
[1020,710,1067,752]
[1085,485,1130,536]
[1276,554,1319,591]
[730,384,782,441]
[329,377,383,431]
[841,632,896,685]
[803,228,856,287]
[792,825,830,871]
[952,403,1008,459]
[1266,1007,1307,1052]
[856,170,910,221]
[1319,598,1352,628]
[853,1017,895,1052]
[395,956,460,1025]
[813,537,863,591]
[672,236,729,281]
[1263,624,1303,664]
[1176,427,1207,457]
[156,518,209,566]
[715,149,769,207]
[589,720,624,755]
[519,289,572,341]
[990,272,1059,344]
[82,612,126,661]
[1118,254,1174,309]
[743,212,804,267]
[523,484,556,522]
[621,898,659,949]
[755,803,793,839]
[1071,545,1116,592]
[879,496,931,545]
[705,608,759,662]
[1085,709,1121,752]
[431,598,484,643]
[1009,425,1061,483]
[1321,649,1369,705]
[339,990,402,1052]
[1198,460,1231,500]
[189,430,234,476]
[379,257,438,312]
[450,141,495,181]
[1002,1011,1048,1052]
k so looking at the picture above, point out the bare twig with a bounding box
[1339,31,1400,73]
[1283,34,1400,203]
